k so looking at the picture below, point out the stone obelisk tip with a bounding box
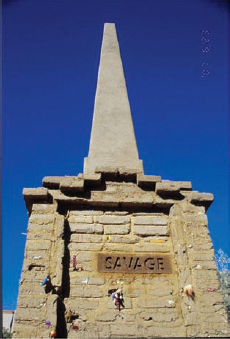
[84,24,143,175]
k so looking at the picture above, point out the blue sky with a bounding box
[2,0,229,310]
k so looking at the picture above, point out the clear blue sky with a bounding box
[3,0,229,310]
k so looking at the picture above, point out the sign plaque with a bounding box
[98,253,172,274]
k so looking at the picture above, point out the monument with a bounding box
[13,23,228,338]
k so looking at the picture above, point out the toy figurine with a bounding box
[111,288,125,311]
[72,255,77,271]
[49,330,57,338]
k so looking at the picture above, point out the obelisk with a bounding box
[84,23,143,175]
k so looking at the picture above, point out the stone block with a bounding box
[96,310,117,322]
[71,234,103,243]
[140,309,178,322]
[84,173,101,184]
[15,307,46,321]
[88,277,105,285]
[192,260,217,270]
[134,242,170,252]
[95,215,130,224]
[23,187,48,199]
[199,292,224,305]
[19,282,46,296]
[181,203,205,214]
[138,297,175,308]
[70,286,104,298]
[24,250,49,261]
[60,176,84,192]
[105,211,129,215]
[50,189,86,203]
[66,298,99,310]
[32,203,56,213]
[70,223,103,234]
[29,214,55,225]
[109,323,139,336]
[55,214,65,238]
[133,225,168,236]
[17,296,46,308]
[137,173,162,187]
[26,240,50,251]
[191,250,214,261]
[192,242,213,251]
[188,191,214,204]
[69,243,103,251]
[154,195,175,208]
[144,325,185,337]
[21,269,47,282]
[90,192,120,207]
[27,230,51,240]
[192,269,219,282]
[73,252,95,262]
[103,243,133,252]
[78,263,94,272]
[108,235,139,244]
[104,224,130,235]
[183,214,208,225]
[28,223,53,232]
[134,216,168,225]
[70,276,105,285]
[156,181,180,194]
[71,210,103,216]
[68,215,93,223]
[121,194,153,207]
[46,295,59,329]
[13,323,41,338]
[117,182,144,193]
[42,176,63,188]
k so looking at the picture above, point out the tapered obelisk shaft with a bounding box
[84,23,143,174]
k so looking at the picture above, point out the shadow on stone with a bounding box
[61,218,71,298]
[56,298,67,338]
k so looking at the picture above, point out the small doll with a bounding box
[72,255,77,271]
[112,288,125,311]
[41,275,51,286]
[183,284,195,300]
[49,330,57,338]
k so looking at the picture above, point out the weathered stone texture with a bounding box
[134,242,171,252]
[70,223,103,234]
[133,225,168,236]
[133,215,168,225]
[29,214,55,224]
[104,224,130,234]
[71,234,103,243]
[95,215,130,224]
[71,210,103,216]
[69,242,103,251]
[69,215,93,223]
[32,203,56,213]
[65,298,99,310]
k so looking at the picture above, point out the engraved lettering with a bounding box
[128,257,133,268]
[144,258,155,270]
[98,253,172,274]
[114,257,122,269]
[133,257,142,269]
[157,257,164,270]
[105,257,112,269]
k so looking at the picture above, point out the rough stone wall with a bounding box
[66,209,181,338]
[13,203,66,338]
[13,174,229,338]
